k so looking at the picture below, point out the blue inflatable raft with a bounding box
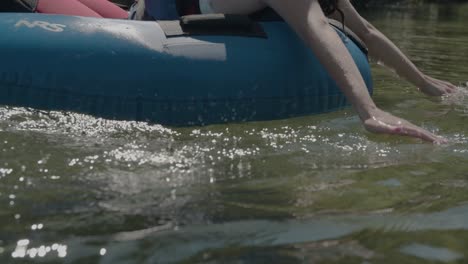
[0,13,372,125]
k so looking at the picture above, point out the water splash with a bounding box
[442,84,468,116]
[0,107,177,138]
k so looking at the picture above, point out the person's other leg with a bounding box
[328,0,456,95]
[77,0,128,19]
[209,0,444,142]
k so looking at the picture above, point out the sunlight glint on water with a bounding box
[1,2,468,263]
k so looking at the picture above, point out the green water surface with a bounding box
[1,2,467,263]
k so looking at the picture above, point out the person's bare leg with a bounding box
[328,0,456,96]
[207,0,445,143]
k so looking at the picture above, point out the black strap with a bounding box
[329,19,368,55]
[109,0,135,11]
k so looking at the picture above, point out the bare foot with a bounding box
[419,75,457,96]
[362,108,447,144]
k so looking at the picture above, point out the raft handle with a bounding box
[158,14,267,38]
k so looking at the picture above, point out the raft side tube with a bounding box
[0,13,372,125]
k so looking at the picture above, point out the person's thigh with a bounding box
[36,0,102,17]
[207,0,266,14]
[77,0,128,19]
[260,0,326,38]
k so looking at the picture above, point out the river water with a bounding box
[1,3,468,263]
